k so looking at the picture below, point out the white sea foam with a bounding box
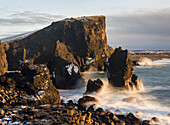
[59,71,170,125]
[138,58,170,68]
[145,85,170,91]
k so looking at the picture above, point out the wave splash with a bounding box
[138,58,170,67]
[60,66,170,125]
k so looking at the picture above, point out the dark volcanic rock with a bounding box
[52,58,82,89]
[0,41,8,75]
[0,103,148,125]
[132,61,140,66]
[0,64,60,106]
[85,79,104,94]
[78,96,97,106]
[5,16,114,89]
[116,113,142,125]
[107,47,143,90]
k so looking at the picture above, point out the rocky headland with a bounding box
[0,16,158,124]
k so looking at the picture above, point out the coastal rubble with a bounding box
[0,103,150,125]
[0,64,60,106]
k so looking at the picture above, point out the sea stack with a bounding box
[5,16,113,89]
[107,47,144,90]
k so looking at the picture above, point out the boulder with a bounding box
[151,117,159,123]
[132,61,140,66]
[0,41,8,75]
[84,79,104,94]
[0,64,61,106]
[107,47,143,90]
[95,107,106,115]
[116,113,142,125]
[78,96,97,106]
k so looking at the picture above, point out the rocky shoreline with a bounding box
[0,101,153,125]
[0,16,167,125]
[130,50,170,61]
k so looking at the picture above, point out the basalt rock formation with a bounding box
[84,79,104,94]
[107,47,144,90]
[0,103,149,124]
[4,16,113,89]
[0,41,8,75]
[0,64,61,106]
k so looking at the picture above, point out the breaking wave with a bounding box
[59,64,170,125]
[138,58,170,68]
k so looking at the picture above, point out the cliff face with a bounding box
[5,16,113,88]
[0,41,8,75]
[6,16,113,70]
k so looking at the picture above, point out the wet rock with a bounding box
[115,109,122,114]
[95,107,105,115]
[0,103,150,125]
[116,113,142,125]
[53,59,83,89]
[78,96,97,106]
[0,64,61,106]
[151,117,159,122]
[84,79,104,94]
[87,104,95,112]
[132,61,140,66]
[0,109,5,117]
[107,47,143,90]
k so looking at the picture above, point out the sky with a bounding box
[0,0,170,50]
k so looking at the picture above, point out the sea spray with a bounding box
[138,58,170,68]
[59,65,170,125]
[139,57,152,66]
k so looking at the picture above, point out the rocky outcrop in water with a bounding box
[0,64,60,106]
[84,79,104,94]
[0,41,8,75]
[4,16,113,89]
[107,47,144,90]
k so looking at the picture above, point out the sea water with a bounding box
[59,58,170,125]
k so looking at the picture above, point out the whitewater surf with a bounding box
[59,58,170,125]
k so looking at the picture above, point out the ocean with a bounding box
[59,58,170,125]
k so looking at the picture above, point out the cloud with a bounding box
[106,9,170,50]
[0,11,64,25]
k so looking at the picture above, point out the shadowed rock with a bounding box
[107,47,143,90]
[4,16,114,89]
[0,64,60,106]
[84,79,104,94]
[78,96,97,106]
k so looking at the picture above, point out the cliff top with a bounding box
[65,15,105,22]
